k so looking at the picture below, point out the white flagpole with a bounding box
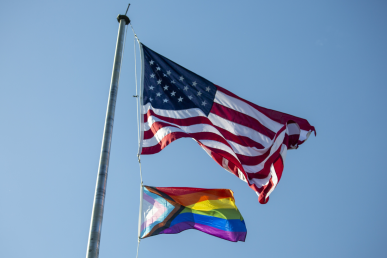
[86,13,130,258]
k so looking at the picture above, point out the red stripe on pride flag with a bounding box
[155,188,235,206]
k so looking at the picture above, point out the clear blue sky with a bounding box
[1,1,386,257]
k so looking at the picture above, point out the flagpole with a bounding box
[86,14,130,258]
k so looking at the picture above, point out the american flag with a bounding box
[139,44,316,204]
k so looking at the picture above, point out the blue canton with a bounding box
[142,44,217,116]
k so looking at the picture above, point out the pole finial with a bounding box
[117,14,130,25]
[125,3,131,15]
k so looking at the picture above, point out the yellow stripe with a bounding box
[185,197,237,211]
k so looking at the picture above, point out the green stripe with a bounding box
[180,207,244,220]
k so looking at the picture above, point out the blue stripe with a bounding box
[170,213,246,232]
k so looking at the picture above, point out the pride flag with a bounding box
[139,186,247,242]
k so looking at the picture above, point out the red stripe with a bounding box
[246,128,287,179]
[143,119,273,167]
[258,178,274,204]
[210,102,275,139]
[155,187,234,199]
[144,122,234,149]
[144,109,212,126]
[245,145,281,179]
[214,126,265,149]
[273,156,284,182]
[143,121,179,140]
[141,131,190,154]
[144,110,269,151]
[142,130,235,156]
[196,142,244,173]
[216,85,316,136]
[145,110,266,150]
[236,149,271,166]
[143,110,288,178]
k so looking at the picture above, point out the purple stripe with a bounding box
[159,221,246,242]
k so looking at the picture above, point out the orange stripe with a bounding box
[166,189,234,207]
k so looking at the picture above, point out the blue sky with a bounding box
[1,1,386,257]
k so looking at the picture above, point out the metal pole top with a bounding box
[117,14,130,24]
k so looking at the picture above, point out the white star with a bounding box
[149,86,154,90]
[149,60,154,65]
[192,81,197,87]
[156,66,161,71]
[149,97,153,102]
[171,91,176,96]
[178,97,183,102]
[205,86,210,92]
[202,100,207,106]
[197,91,202,96]
[179,76,184,81]
[157,79,162,85]
[150,73,155,78]
[156,92,161,97]
[163,98,169,103]
[167,70,171,76]
[163,85,169,90]
[163,73,167,77]
[171,80,176,84]
[188,95,193,100]
[183,86,189,91]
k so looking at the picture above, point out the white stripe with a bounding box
[250,173,271,188]
[222,158,234,174]
[143,103,206,118]
[144,116,224,138]
[208,113,272,147]
[264,164,278,199]
[199,139,240,162]
[280,144,287,164]
[227,140,270,157]
[143,121,225,146]
[144,115,178,131]
[242,130,286,172]
[142,126,184,147]
[145,112,277,159]
[214,91,283,133]
[287,123,300,136]
[237,168,248,182]
[299,129,311,142]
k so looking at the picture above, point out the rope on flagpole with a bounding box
[133,33,140,157]
[131,23,143,183]
[131,22,144,258]
[136,181,143,258]
[136,238,140,258]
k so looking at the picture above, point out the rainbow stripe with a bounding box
[140,186,246,242]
